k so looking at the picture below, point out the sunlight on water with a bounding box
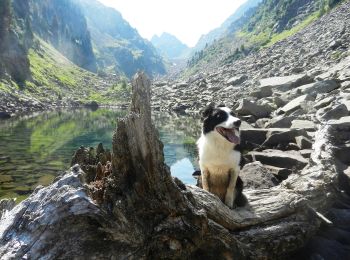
[0,109,201,201]
[170,158,195,184]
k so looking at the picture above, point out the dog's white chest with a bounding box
[197,133,240,174]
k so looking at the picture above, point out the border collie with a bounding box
[196,104,244,208]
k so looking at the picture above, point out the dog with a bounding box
[196,104,245,208]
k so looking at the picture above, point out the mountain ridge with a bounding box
[151,32,190,60]
[73,0,166,78]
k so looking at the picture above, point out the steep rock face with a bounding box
[193,0,262,52]
[245,0,321,34]
[28,0,97,72]
[0,0,31,83]
[73,0,166,77]
[187,0,333,73]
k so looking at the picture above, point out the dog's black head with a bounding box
[201,104,241,144]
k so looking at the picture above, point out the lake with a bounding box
[0,108,201,201]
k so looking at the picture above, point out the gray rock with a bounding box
[240,161,280,189]
[291,120,316,131]
[319,104,348,120]
[240,128,269,148]
[266,116,296,128]
[246,149,308,170]
[341,99,350,111]
[295,136,313,149]
[226,75,248,86]
[300,149,313,159]
[280,94,315,115]
[236,99,273,118]
[297,80,340,95]
[262,164,292,180]
[262,128,308,147]
[334,143,350,165]
[250,86,273,98]
[314,96,335,109]
[0,199,16,219]
[328,116,350,128]
[255,118,270,128]
[259,74,313,92]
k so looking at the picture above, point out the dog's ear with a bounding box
[201,104,214,121]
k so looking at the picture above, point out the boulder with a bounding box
[295,136,313,149]
[314,96,335,109]
[240,128,269,148]
[318,104,348,120]
[296,80,340,95]
[240,161,280,189]
[246,149,308,170]
[259,74,313,92]
[262,128,308,147]
[250,86,273,98]
[334,143,350,165]
[291,120,316,131]
[280,94,315,115]
[262,164,292,180]
[328,116,350,128]
[341,99,350,111]
[266,116,296,128]
[300,149,313,159]
[255,118,270,128]
[0,199,16,219]
[226,75,247,86]
[236,99,273,118]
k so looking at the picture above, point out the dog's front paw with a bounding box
[225,193,235,209]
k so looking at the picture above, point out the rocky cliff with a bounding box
[192,0,262,52]
[186,0,340,73]
[0,0,31,84]
[73,0,166,78]
[28,0,97,72]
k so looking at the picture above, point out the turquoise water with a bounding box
[0,109,200,201]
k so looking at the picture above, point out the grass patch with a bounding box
[265,12,319,47]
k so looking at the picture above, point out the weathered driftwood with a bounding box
[0,72,347,259]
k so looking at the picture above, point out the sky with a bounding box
[97,0,246,47]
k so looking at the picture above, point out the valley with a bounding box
[0,0,350,258]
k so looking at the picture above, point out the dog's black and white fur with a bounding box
[197,104,244,208]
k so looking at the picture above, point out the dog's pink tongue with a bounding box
[226,130,240,144]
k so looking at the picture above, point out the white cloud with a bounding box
[96,0,246,47]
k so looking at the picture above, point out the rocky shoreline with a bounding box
[0,98,129,119]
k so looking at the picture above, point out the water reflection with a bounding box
[0,109,200,201]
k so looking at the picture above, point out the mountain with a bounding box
[193,0,262,52]
[0,0,131,116]
[29,0,97,72]
[72,0,166,78]
[186,0,339,75]
[0,0,31,84]
[151,33,191,59]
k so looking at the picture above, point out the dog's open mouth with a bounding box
[216,127,240,144]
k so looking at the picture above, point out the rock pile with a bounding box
[151,1,350,115]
